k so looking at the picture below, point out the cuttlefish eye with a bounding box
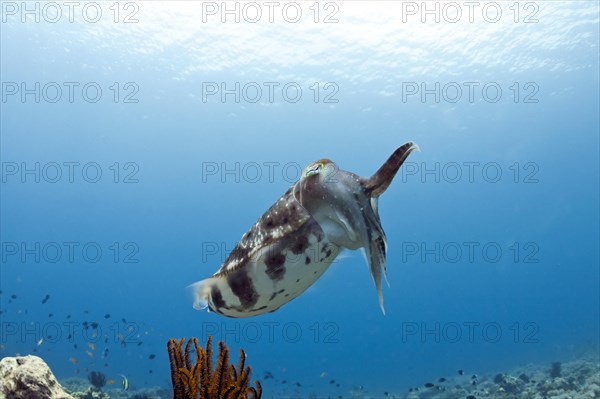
[304,163,323,177]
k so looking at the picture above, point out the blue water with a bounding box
[1,1,599,397]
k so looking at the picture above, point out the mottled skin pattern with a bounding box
[190,142,419,318]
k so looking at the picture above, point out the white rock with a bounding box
[0,355,74,399]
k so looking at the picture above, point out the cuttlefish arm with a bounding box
[362,142,420,197]
[294,142,419,315]
[361,142,420,314]
[363,233,388,314]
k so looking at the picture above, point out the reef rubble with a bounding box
[402,355,600,399]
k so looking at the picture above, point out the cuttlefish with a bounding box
[190,142,419,317]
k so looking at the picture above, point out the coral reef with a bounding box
[71,387,109,399]
[4,346,596,399]
[550,361,562,378]
[61,377,166,399]
[404,355,599,399]
[0,355,74,399]
[167,336,262,399]
[61,377,89,394]
[61,378,107,399]
[87,371,107,391]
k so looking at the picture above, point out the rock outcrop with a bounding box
[0,355,74,399]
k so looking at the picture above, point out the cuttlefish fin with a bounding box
[363,142,420,197]
[363,234,388,315]
[187,278,213,311]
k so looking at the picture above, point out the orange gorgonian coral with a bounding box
[167,336,262,399]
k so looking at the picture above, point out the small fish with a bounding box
[91,322,98,329]
[295,382,301,387]
[10,294,16,299]
[471,380,477,386]
[119,374,129,391]
[37,338,43,346]
[88,342,96,351]
[66,314,71,319]
[424,383,434,388]
[471,374,477,379]
[107,379,115,385]
[104,314,111,319]
[148,354,156,360]
[438,377,446,383]
[329,380,335,384]
[48,313,53,318]
[41,295,50,304]
[458,369,464,375]
[118,333,127,347]
[86,350,94,358]
[69,357,78,364]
